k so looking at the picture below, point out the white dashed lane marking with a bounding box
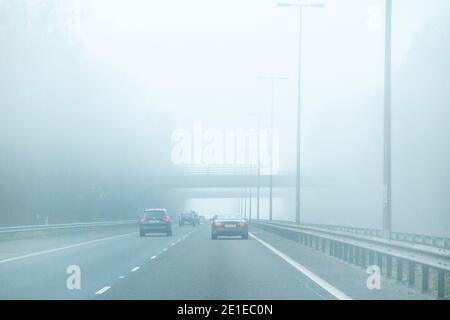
[95,286,111,295]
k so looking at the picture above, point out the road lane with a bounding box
[101,224,337,299]
[0,222,428,300]
[0,224,199,299]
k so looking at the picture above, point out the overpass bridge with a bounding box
[147,165,332,189]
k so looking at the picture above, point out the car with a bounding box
[192,211,200,225]
[139,208,172,236]
[179,212,196,226]
[198,215,206,224]
[211,214,248,240]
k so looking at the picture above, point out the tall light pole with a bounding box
[257,76,288,221]
[249,112,270,220]
[278,2,325,225]
[383,0,392,239]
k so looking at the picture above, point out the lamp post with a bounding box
[277,1,325,225]
[383,0,392,239]
[257,76,288,221]
[249,112,271,220]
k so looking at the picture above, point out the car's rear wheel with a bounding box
[242,234,248,239]
[139,230,146,237]
[211,234,217,240]
[167,229,172,236]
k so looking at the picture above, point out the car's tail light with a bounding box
[162,216,170,223]
[239,223,247,228]
[215,222,222,228]
[139,217,145,223]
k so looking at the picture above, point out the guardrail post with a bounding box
[421,265,429,293]
[408,261,416,288]
[329,241,334,256]
[397,258,403,283]
[315,236,319,250]
[386,255,393,278]
[437,270,446,300]
[321,238,326,253]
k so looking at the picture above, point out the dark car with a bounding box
[139,209,172,236]
[211,214,248,239]
[179,212,196,226]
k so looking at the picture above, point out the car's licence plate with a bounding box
[224,224,236,228]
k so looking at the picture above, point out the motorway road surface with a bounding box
[0,223,426,300]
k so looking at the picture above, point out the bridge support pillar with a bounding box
[437,270,446,300]
[377,253,383,274]
[360,249,367,268]
[386,255,393,279]
[421,265,429,293]
[348,246,354,263]
[397,258,403,283]
[408,261,416,288]
[321,238,326,253]
[354,247,360,266]
[343,244,348,262]
[369,251,375,265]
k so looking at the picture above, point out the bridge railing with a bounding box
[251,220,449,299]
[177,165,295,175]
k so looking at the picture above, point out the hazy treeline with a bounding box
[0,1,178,226]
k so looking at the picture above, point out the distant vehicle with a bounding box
[192,211,200,225]
[139,209,172,237]
[179,212,196,226]
[211,214,248,240]
[198,215,206,224]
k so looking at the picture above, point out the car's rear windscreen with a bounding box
[144,211,166,219]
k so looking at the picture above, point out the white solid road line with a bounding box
[150,255,157,260]
[131,266,141,272]
[95,286,111,295]
[0,232,137,265]
[249,233,353,301]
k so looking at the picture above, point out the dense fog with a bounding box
[0,0,448,236]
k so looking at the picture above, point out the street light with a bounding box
[383,0,392,239]
[249,112,271,221]
[257,76,288,221]
[278,1,326,225]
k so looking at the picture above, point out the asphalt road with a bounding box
[0,223,426,300]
